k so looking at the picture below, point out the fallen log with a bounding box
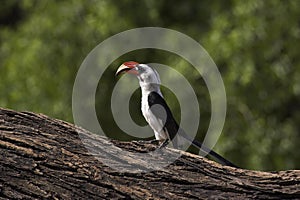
[0,108,299,199]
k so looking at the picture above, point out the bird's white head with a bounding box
[116,61,161,91]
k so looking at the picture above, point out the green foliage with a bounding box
[1,0,299,170]
[203,0,300,170]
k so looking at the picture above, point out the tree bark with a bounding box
[0,108,299,199]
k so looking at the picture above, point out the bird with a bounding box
[115,61,237,167]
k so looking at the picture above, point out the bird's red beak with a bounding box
[115,61,139,76]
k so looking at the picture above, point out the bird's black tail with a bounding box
[191,139,238,168]
[177,129,238,168]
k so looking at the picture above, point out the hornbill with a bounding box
[116,61,237,167]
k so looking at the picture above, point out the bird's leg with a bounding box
[158,139,169,149]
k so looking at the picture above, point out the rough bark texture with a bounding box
[0,108,299,199]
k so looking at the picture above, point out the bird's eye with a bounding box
[137,66,145,73]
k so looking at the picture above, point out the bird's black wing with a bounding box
[148,91,238,168]
[147,91,180,144]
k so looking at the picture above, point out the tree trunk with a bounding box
[0,108,299,199]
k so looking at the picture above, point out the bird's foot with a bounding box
[140,139,159,145]
[149,139,160,145]
[158,139,169,149]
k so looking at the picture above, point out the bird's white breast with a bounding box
[141,93,151,123]
[141,91,168,140]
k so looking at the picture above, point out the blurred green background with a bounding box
[1,0,300,170]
